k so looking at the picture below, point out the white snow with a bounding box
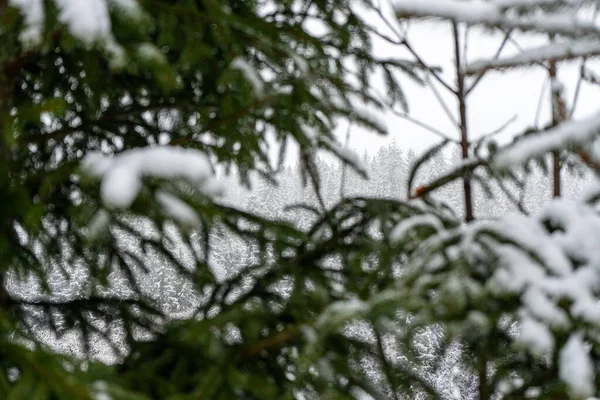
[467,40,600,74]
[492,213,572,276]
[289,52,309,76]
[522,287,570,330]
[559,334,595,399]
[493,112,600,169]
[137,43,166,64]
[155,190,200,229]
[517,313,554,356]
[231,57,265,98]
[492,0,564,8]
[82,146,222,209]
[54,0,112,45]
[393,0,600,36]
[10,0,44,47]
[583,66,600,85]
[92,381,112,400]
[10,0,142,51]
[391,214,444,242]
[321,137,368,177]
[108,0,141,17]
[316,298,369,330]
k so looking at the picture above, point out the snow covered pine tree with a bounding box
[5,0,600,398]
[1,0,426,398]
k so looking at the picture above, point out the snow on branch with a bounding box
[492,0,564,8]
[583,66,600,85]
[230,57,266,98]
[10,0,142,46]
[492,112,600,169]
[393,0,600,36]
[392,191,600,396]
[82,146,223,211]
[466,40,600,74]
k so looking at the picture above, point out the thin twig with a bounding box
[534,78,548,128]
[478,114,517,141]
[462,26,470,70]
[426,74,460,128]
[569,59,586,118]
[302,153,328,214]
[374,327,400,400]
[467,30,511,95]
[388,107,458,143]
[339,122,353,200]
[403,39,456,94]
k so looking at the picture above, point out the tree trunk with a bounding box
[453,23,474,222]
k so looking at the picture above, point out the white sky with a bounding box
[329,3,600,156]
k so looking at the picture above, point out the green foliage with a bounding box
[4,0,600,399]
[0,0,424,398]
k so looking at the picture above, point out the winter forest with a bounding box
[4,0,600,399]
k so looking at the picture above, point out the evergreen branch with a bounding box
[402,39,456,94]
[410,157,486,200]
[466,39,600,74]
[374,327,400,400]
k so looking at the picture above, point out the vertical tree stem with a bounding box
[548,61,566,198]
[453,22,474,222]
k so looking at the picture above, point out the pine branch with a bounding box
[466,39,600,74]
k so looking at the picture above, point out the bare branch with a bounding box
[403,39,456,93]
[426,74,460,128]
[467,30,512,95]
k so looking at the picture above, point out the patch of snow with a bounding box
[92,381,112,400]
[559,333,594,399]
[393,0,600,36]
[316,298,369,329]
[155,190,200,230]
[137,43,166,63]
[10,0,45,47]
[522,287,570,330]
[54,0,112,45]
[108,0,141,17]
[289,52,309,76]
[583,66,600,85]
[103,37,127,69]
[231,57,265,98]
[321,137,368,177]
[82,146,222,209]
[391,214,444,242]
[493,113,600,169]
[517,313,554,357]
[467,40,600,74]
[492,213,572,276]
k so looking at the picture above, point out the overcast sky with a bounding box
[328,2,600,156]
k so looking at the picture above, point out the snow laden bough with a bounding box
[318,183,600,399]
[82,146,224,233]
